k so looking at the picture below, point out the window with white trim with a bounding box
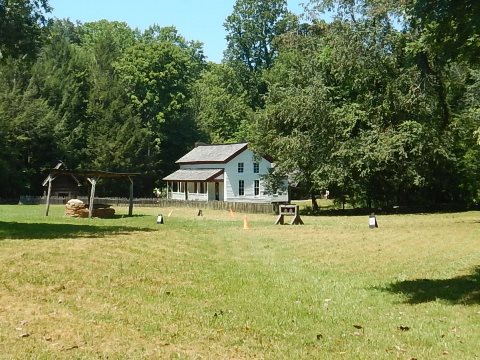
[238,162,244,173]
[239,180,244,196]
[254,180,260,196]
[253,162,259,173]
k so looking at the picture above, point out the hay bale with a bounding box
[65,199,115,218]
[65,199,89,217]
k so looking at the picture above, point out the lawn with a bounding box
[0,205,479,359]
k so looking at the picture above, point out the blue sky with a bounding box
[48,0,306,63]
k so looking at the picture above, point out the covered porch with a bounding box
[163,169,224,202]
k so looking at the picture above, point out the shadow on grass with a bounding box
[381,267,480,305]
[298,203,480,216]
[109,214,149,219]
[0,221,155,240]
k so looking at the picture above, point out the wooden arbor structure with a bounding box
[44,169,140,218]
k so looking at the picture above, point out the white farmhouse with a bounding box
[163,143,288,203]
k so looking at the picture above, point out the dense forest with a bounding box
[1,0,479,209]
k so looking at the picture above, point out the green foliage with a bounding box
[0,17,205,197]
[192,63,253,143]
[224,0,297,71]
[1,0,480,205]
[0,0,51,60]
[406,0,480,65]
[223,0,299,108]
[255,11,476,208]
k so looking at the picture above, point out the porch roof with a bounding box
[163,169,224,182]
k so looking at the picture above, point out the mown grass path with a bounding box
[0,205,479,359]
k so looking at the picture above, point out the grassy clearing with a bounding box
[0,205,479,359]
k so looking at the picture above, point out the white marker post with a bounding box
[369,213,378,229]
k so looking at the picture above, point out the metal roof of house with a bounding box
[162,169,224,182]
[175,143,248,164]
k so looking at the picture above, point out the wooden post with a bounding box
[128,176,134,216]
[45,176,53,216]
[290,205,304,225]
[87,177,97,218]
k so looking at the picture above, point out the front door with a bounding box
[215,182,219,201]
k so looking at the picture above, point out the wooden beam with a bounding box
[45,177,53,216]
[128,176,134,216]
[87,177,98,218]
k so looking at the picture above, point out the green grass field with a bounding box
[0,205,479,359]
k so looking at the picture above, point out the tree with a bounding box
[81,22,146,175]
[251,31,335,210]
[224,0,296,71]
[224,0,298,108]
[255,13,459,209]
[405,0,480,66]
[192,63,253,143]
[114,26,205,187]
[0,63,60,197]
[0,0,51,60]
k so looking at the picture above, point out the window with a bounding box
[253,162,259,173]
[238,162,244,173]
[239,180,244,196]
[254,180,260,196]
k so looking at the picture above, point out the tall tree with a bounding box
[192,63,253,143]
[255,14,458,208]
[0,0,50,60]
[224,0,296,71]
[223,0,298,108]
[80,21,146,175]
[114,26,205,187]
